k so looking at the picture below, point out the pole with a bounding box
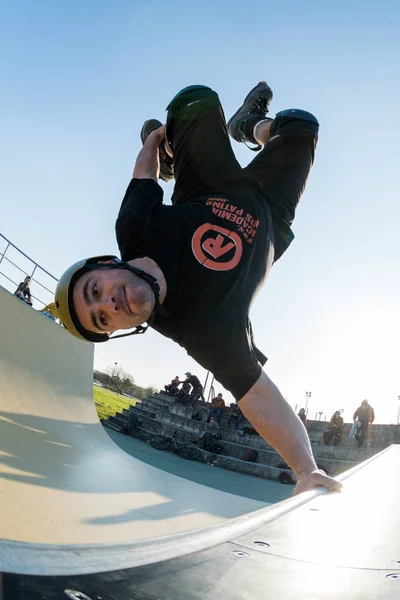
[112,362,118,394]
[207,375,215,403]
[397,396,400,425]
[0,242,10,267]
[203,371,210,391]
[305,391,311,413]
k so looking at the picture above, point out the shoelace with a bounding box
[242,93,270,150]
[252,95,270,115]
[243,97,269,151]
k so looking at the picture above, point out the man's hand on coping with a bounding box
[293,469,343,496]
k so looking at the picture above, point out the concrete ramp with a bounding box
[0,285,264,546]
[0,284,399,599]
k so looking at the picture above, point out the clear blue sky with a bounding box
[1,1,399,422]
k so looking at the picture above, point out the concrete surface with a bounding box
[106,428,292,504]
[0,285,269,547]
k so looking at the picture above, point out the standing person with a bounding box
[182,372,204,402]
[353,400,375,448]
[207,393,226,425]
[323,411,344,446]
[298,408,307,427]
[14,276,33,306]
[55,81,342,495]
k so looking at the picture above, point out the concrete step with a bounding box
[153,392,176,401]
[142,398,174,413]
[125,406,378,467]
[133,401,394,453]
[125,405,177,424]
[103,419,126,433]
[126,405,157,419]
[124,426,293,483]
[127,406,205,435]
[145,394,176,407]
[309,442,378,462]
[127,408,204,440]
[211,453,286,481]
[143,399,212,422]
[108,415,128,428]
[129,405,260,445]
[306,419,397,449]
[217,438,359,476]
[112,403,384,483]
[115,412,360,482]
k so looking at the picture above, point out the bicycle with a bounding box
[150,430,201,461]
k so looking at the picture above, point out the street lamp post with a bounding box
[397,395,400,425]
[305,391,312,414]
[112,362,118,394]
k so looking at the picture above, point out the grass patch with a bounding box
[93,385,140,421]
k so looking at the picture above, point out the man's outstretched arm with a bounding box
[239,371,343,495]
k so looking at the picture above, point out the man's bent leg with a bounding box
[166,85,242,203]
[243,110,319,261]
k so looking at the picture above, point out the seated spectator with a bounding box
[14,276,33,306]
[298,408,307,427]
[165,375,180,397]
[39,302,58,322]
[207,393,226,424]
[227,402,244,429]
[200,416,219,450]
[323,411,344,446]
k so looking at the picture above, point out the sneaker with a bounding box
[140,119,174,182]
[227,81,273,150]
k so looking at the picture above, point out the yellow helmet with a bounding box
[55,255,166,343]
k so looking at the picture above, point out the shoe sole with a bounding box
[140,119,163,145]
[227,81,273,133]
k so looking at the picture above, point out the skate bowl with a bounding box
[0,284,399,599]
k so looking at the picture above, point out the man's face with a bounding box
[73,266,154,336]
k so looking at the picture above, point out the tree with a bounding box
[94,366,157,400]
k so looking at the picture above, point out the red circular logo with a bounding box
[192,223,243,271]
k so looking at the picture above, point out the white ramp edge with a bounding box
[0,285,392,576]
